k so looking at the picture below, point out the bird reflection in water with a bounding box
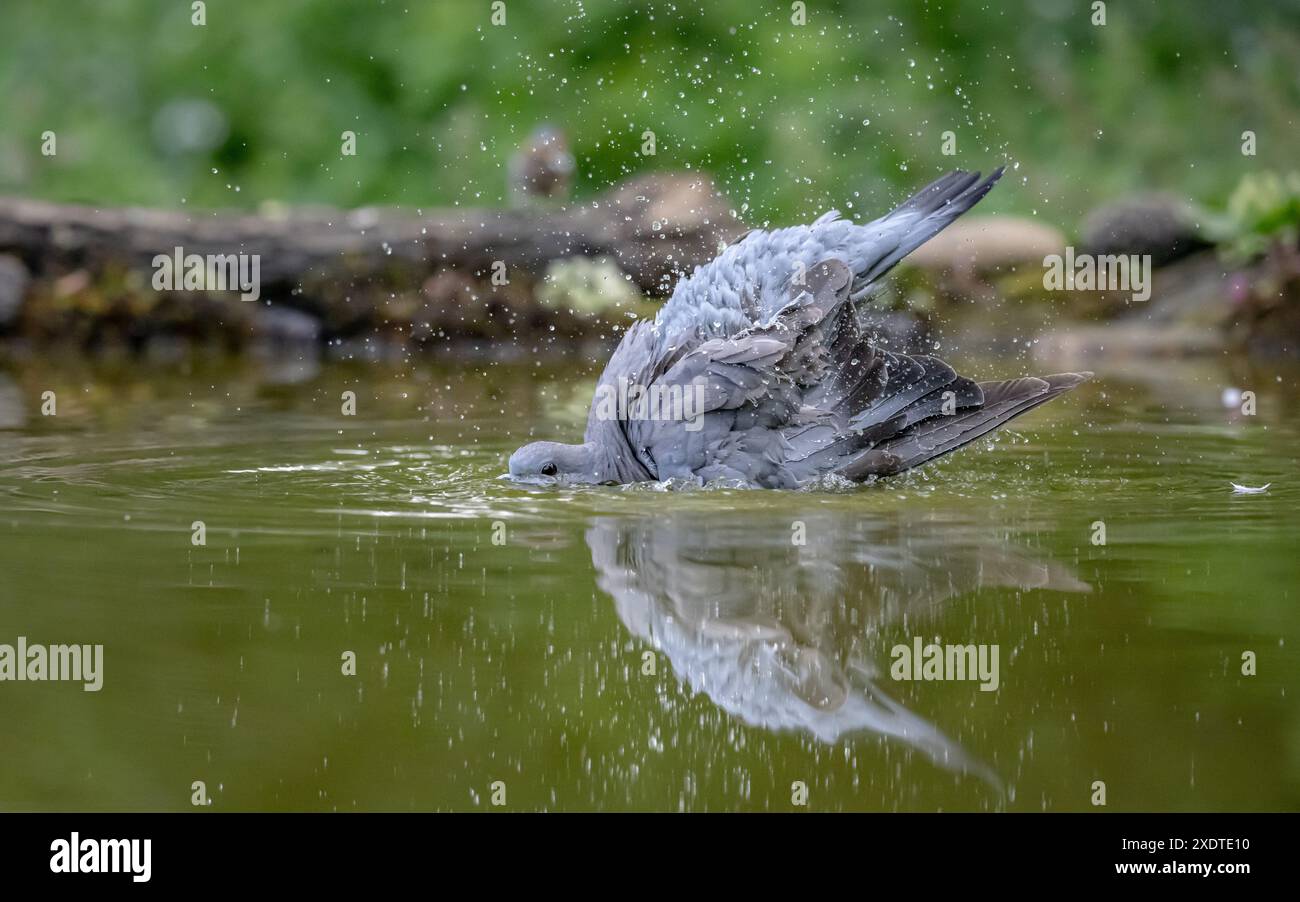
[586,510,1089,786]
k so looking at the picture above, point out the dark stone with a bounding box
[1080,194,1211,268]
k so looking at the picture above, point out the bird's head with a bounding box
[508,441,604,485]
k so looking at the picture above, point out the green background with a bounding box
[2,0,1296,227]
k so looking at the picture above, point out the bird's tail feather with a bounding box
[854,167,1005,292]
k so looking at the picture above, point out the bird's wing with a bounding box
[616,259,857,481]
[621,258,985,483]
[650,258,856,414]
[778,343,986,481]
[582,321,662,482]
[600,239,1087,485]
[838,372,1091,478]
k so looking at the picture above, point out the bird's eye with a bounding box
[541,462,558,477]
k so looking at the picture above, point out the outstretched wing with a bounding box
[840,372,1091,478]
[617,254,1088,484]
[622,259,858,483]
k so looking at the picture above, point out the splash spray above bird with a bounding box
[509,169,1091,488]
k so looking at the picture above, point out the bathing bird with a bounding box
[509,168,1090,487]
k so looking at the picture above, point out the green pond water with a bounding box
[0,351,1297,811]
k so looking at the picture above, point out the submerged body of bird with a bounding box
[510,169,1090,488]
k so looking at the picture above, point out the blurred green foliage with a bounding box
[1210,172,1300,260]
[1,0,1296,227]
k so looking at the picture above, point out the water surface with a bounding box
[0,353,1296,810]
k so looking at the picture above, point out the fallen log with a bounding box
[0,173,741,350]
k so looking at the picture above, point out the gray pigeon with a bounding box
[509,169,1091,487]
